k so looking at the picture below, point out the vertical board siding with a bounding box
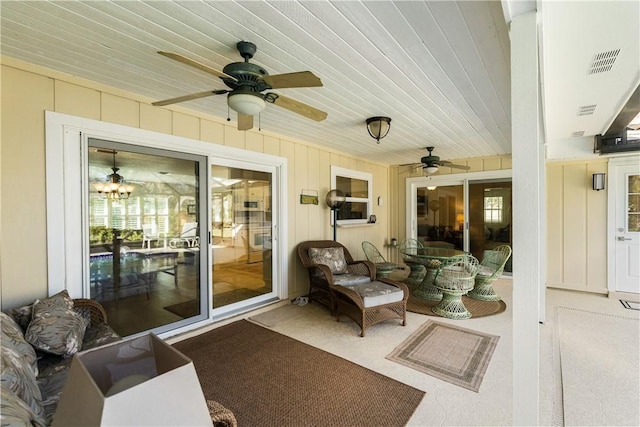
[54,80,101,119]
[1,67,54,306]
[172,111,199,140]
[1,63,391,309]
[101,93,139,128]
[546,161,608,293]
[562,165,588,286]
[586,162,608,290]
[546,165,564,284]
[140,103,172,134]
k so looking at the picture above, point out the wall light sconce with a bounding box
[592,173,605,191]
[366,116,391,144]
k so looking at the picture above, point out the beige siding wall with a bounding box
[546,160,608,293]
[0,60,391,309]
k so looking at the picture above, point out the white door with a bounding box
[611,159,640,294]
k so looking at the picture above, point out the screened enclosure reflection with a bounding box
[87,141,205,336]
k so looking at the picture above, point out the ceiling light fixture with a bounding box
[366,116,392,144]
[93,151,134,200]
[424,165,439,175]
[227,91,266,115]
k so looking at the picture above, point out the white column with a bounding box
[511,10,544,425]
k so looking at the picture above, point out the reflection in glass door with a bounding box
[410,175,513,273]
[211,165,273,308]
[87,140,207,337]
[468,180,513,273]
[416,184,464,250]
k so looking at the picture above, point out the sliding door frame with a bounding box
[406,169,512,251]
[45,111,288,338]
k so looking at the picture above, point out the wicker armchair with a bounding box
[467,245,512,301]
[361,241,400,279]
[432,254,479,319]
[73,298,109,325]
[398,238,427,285]
[297,240,375,313]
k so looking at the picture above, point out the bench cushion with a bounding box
[344,280,404,308]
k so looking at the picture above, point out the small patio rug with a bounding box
[386,320,499,392]
[174,320,425,426]
[407,293,506,318]
[164,299,198,318]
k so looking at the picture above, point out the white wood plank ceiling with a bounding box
[1,1,637,165]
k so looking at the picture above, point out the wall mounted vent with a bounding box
[588,49,620,75]
[571,131,585,137]
[577,104,597,116]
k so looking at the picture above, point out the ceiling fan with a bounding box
[152,41,328,131]
[401,146,470,174]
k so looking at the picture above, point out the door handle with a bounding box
[617,236,632,241]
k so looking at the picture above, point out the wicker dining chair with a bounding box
[467,245,512,301]
[398,238,426,285]
[361,241,399,279]
[432,254,479,319]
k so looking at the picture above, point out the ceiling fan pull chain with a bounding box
[259,113,261,131]
[227,105,231,122]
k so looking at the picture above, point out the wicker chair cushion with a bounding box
[344,281,404,308]
[25,291,88,358]
[333,274,372,287]
[309,247,348,274]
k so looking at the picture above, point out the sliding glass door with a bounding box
[416,184,464,250]
[87,139,208,336]
[210,161,277,315]
[408,172,512,272]
[468,180,513,272]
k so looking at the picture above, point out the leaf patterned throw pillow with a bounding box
[309,247,348,275]
[25,290,88,358]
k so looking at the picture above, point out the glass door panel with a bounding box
[211,165,272,308]
[468,180,513,273]
[87,139,207,337]
[416,184,464,250]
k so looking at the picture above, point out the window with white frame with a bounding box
[484,196,503,223]
[331,166,373,225]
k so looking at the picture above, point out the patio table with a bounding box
[400,246,467,300]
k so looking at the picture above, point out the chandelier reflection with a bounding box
[93,151,134,200]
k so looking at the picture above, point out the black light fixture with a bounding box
[326,189,346,241]
[366,116,392,144]
[592,172,606,191]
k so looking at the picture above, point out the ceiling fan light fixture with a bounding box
[228,92,266,115]
[366,116,392,144]
[424,165,439,174]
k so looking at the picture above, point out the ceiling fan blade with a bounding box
[438,160,470,170]
[237,114,253,131]
[268,93,327,121]
[399,163,423,168]
[262,71,323,89]
[158,51,237,81]
[152,90,228,106]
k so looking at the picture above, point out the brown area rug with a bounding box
[407,288,507,318]
[387,320,499,392]
[164,299,199,318]
[174,320,425,426]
